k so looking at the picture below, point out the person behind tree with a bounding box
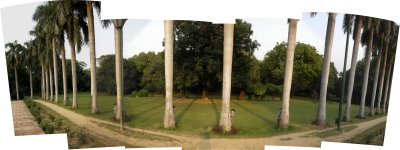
[276,107,282,128]
[230,108,236,121]
[113,102,117,121]
[66,96,70,106]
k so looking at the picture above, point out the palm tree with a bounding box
[369,36,384,116]
[337,14,353,128]
[375,21,390,115]
[163,20,175,128]
[358,17,381,118]
[85,1,110,113]
[315,13,337,126]
[32,33,48,101]
[279,18,298,128]
[87,1,98,113]
[219,23,234,132]
[22,41,37,100]
[112,19,127,130]
[33,2,61,103]
[381,24,397,113]
[5,40,23,100]
[343,15,363,121]
[382,60,393,113]
[58,0,89,108]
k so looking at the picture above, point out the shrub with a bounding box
[48,114,56,122]
[55,119,63,129]
[130,91,138,97]
[75,128,88,145]
[137,89,149,97]
[40,122,54,134]
[35,115,43,124]
[252,83,267,96]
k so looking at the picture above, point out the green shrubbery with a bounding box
[130,89,149,97]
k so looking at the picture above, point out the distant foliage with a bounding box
[260,42,338,98]
[130,89,149,97]
[252,83,267,96]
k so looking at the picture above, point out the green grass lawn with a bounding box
[41,92,384,138]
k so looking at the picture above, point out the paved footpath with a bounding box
[12,100,44,136]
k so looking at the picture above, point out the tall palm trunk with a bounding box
[14,65,19,100]
[52,37,58,103]
[344,16,362,120]
[377,43,388,114]
[280,19,298,128]
[112,19,126,130]
[369,43,383,116]
[358,28,373,118]
[385,63,394,113]
[87,1,98,113]
[163,20,175,128]
[29,69,33,100]
[45,67,49,100]
[41,64,45,99]
[382,62,392,113]
[70,42,78,108]
[315,13,336,126]
[49,63,53,101]
[61,47,67,105]
[219,24,234,132]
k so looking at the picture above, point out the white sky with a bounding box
[1,2,366,72]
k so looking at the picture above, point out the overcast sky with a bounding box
[1,1,366,72]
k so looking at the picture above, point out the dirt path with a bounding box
[35,100,386,150]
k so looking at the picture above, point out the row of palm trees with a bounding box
[279,13,397,129]
[6,0,397,132]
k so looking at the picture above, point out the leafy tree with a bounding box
[97,54,140,95]
[173,19,259,98]
[261,42,337,97]
[140,53,165,94]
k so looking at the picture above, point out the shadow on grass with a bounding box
[175,99,195,125]
[210,98,220,124]
[131,98,160,107]
[233,101,276,126]
[133,102,164,116]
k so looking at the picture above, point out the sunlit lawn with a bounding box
[43,92,385,138]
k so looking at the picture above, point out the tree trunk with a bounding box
[61,47,67,105]
[112,19,126,130]
[385,64,394,113]
[41,64,45,99]
[315,13,336,126]
[87,1,98,114]
[239,90,245,100]
[202,88,208,100]
[49,63,53,101]
[344,16,362,121]
[369,42,383,116]
[163,20,176,128]
[52,37,58,103]
[70,42,78,108]
[45,68,49,101]
[280,19,298,129]
[377,43,388,114]
[219,24,234,132]
[338,15,351,129]
[382,63,392,113]
[357,28,373,119]
[14,65,19,100]
[29,69,33,100]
